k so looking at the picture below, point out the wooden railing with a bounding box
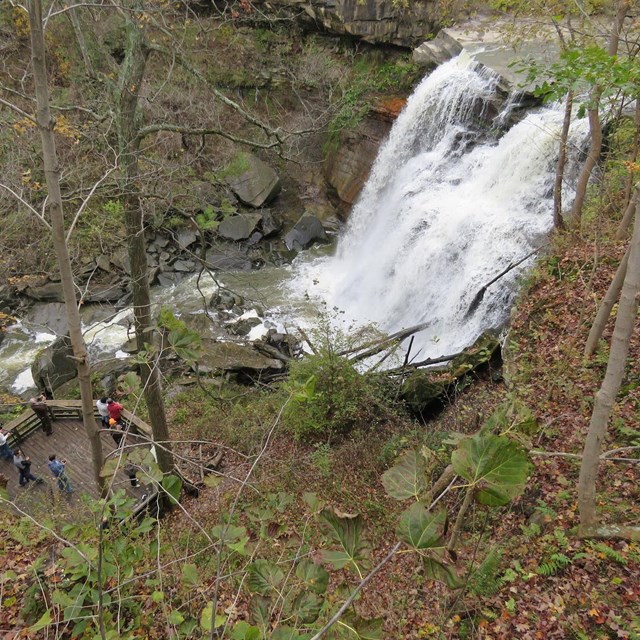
[3,400,153,448]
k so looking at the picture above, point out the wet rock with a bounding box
[197,341,284,374]
[218,213,263,241]
[227,153,282,208]
[83,283,128,303]
[211,290,244,311]
[96,254,112,273]
[173,259,196,272]
[413,30,462,67]
[25,282,64,302]
[31,334,76,392]
[24,302,68,336]
[177,229,198,250]
[204,247,252,272]
[284,215,329,251]
[157,273,180,287]
[259,209,282,237]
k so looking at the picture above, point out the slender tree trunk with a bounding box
[571,0,629,222]
[116,0,174,474]
[553,91,573,229]
[578,195,640,533]
[28,0,104,490]
[616,182,640,241]
[67,8,96,79]
[584,246,630,357]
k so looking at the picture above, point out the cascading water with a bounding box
[293,53,589,360]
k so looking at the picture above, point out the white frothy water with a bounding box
[292,54,588,360]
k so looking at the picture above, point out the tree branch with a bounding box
[0,183,51,229]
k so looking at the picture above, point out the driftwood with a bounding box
[254,342,292,363]
[465,247,542,318]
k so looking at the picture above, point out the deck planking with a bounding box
[1,417,149,514]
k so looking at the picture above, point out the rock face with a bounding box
[31,335,76,392]
[325,114,392,207]
[413,30,463,68]
[218,214,263,241]
[197,342,284,374]
[284,215,329,251]
[227,154,282,208]
[254,0,438,47]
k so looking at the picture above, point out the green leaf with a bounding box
[451,434,530,506]
[199,602,226,631]
[169,610,185,625]
[247,560,284,595]
[342,613,384,639]
[231,621,261,640]
[303,492,322,512]
[204,475,222,488]
[181,563,199,587]
[292,591,323,624]
[162,474,182,503]
[295,558,329,595]
[423,555,463,589]
[29,610,52,633]
[271,626,311,640]
[397,503,446,550]
[151,590,164,602]
[100,458,120,479]
[211,524,247,543]
[248,594,271,629]
[381,449,428,500]
[319,508,370,571]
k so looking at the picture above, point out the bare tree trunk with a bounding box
[116,0,174,474]
[584,246,630,357]
[67,8,96,79]
[571,0,629,222]
[578,195,640,533]
[553,91,573,229]
[28,0,104,491]
[616,183,640,241]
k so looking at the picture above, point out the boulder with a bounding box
[197,341,284,374]
[176,229,198,250]
[227,153,281,208]
[83,283,128,303]
[25,282,64,302]
[205,247,253,272]
[218,213,263,241]
[284,215,329,251]
[172,259,196,272]
[413,29,463,67]
[259,209,282,237]
[31,334,76,392]
[24,302,68,336]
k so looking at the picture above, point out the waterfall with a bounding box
[293,53,588,361]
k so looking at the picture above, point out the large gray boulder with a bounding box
[284,215,329,251]
[413,30,463,67]
[218,213,263,241]
[31,334,76,392]
[227,154,281,208]
[197,342,284,374]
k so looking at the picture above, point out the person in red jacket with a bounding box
[107,398,124,422]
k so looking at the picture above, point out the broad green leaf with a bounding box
[211,524,247,543]
[396,503,445,550]
[169,610,185,625]
[151,590,164,602]
[199,602,226,631]
[342,613,384,639]
[319,508,370,571]
[181,563,199,587]
[292,591,323,623]
[451,434,530,506]
[248,594,271,629]
[423,555,463,589]
[295,559,329,595]
[231,621,261,640]
[99,458,120,479]
[162,475,182,503]
[303,492,322,512]
[272,626,312,640]
[381,449,428,500]
[248,560,284,595]
[29,610,52,633]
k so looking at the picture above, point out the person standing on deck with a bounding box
[107,398,124,423]
[0,428,13,460]
[30,393,54,436]
[96,397,110,427]
[48,454,73,493]
[13,448,41,486]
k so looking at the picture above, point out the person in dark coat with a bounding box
[13,448,39,486]
[30,393,54,435]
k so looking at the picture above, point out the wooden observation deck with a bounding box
[0,401,157,515]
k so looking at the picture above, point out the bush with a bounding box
[284,319,391,442]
